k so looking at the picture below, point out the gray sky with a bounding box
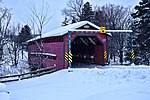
[3,0,141,33]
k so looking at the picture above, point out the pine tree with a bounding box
[72,16,77,24]
[62,17,69,26]
[131,0,150,65]
[80,2,94,22]
[18,25,32,43]
[18,25,32,51]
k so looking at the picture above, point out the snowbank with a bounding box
[0,83,9,100]
[0,49,29,76]
[6,66,150,100]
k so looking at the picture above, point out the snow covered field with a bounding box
[0,83,9,100]
[3,65,150,100]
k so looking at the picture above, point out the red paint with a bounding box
[28,23,108,70]
[28,38,64,70]
[94,45,103,64]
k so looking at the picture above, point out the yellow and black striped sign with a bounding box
[104,51,107,60]
[131,50,135,59]
[65,52,73,63]
[100,27,106,33]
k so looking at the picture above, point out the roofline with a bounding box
[27,29,133,42]
[68,29,133,36]
[68,29,111,36]
[27,20,133,42]
[69,29,133,33]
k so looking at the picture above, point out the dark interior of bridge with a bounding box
[71,36,104,67]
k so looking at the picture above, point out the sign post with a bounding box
[100,27,107,65]
[130,32,134,64]
[68,31,73,72]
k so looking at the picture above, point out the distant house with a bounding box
[28,21,110,70]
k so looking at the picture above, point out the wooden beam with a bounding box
[88,37,96,45]
[80,37,88,46]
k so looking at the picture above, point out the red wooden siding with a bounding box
[28,37,64,70]
[94,45,103,64]
[28,31,108,70]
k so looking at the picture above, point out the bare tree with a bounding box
[27,1,52,69]
[61,0,83,22]
[0,1,22,75]
[0,1,12,61]
[95,4,132,29]
[4,26,19,65]
[95,4,132,64]
[1,23,31,76]
[28,1,52,35]
[0,1,29,76]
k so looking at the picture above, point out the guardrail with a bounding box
[0,66,56,83]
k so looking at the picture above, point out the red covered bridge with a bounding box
[28,21,110,70]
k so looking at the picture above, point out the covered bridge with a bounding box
[28,21,110,70]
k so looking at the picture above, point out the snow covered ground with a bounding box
[0,49,29,76]
[3,65,150,100]
[0,83,9,100]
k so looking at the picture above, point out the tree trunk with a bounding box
[113,55,116,62]
[14,48,17,66]
[22,45,23,59]
[120,50,123,65]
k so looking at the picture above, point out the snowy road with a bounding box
[5,65,150,100]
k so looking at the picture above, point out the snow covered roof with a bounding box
[42,21,100,37]
[28,21,133,42]
[28,21,109,42]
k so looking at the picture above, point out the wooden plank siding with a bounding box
[28,22,108,70]
[28,36,64,70]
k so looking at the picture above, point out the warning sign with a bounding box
[65,52,73,63]
[131,50,135,59]
[100,27,106,33]
[104,51,107,60]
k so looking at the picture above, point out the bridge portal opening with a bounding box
[71,35,104,68]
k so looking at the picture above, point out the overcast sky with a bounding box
[3,0,141,33]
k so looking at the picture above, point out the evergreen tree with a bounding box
[62,17,69,26]
[18,25,32,44]
[18,25,32,51]
[72,16,77,24]
[131,0,150,65]
[80,2,94,22]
